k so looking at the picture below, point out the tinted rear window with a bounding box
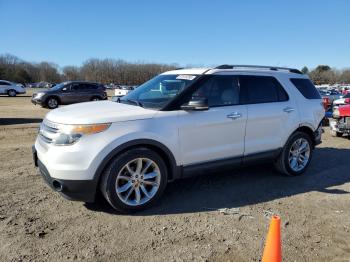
[239,76,289,104]
[290,78,321,99]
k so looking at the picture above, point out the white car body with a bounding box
[333,95,349,106]
[0,80,26,96]
[33,66,324,208]
[114,86,133,97]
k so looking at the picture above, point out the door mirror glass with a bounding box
[181,98,209,111]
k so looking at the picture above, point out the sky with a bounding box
[0,0,349,69]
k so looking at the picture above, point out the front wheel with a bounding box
[274,132,313,176]
[46,97,59,109]
[7,89,17,97]
[100,148,168,212]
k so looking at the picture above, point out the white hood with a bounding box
[45,101,157,124]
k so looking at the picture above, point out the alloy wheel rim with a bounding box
[115,158,161,206]
[48,99,57,108]
[288,138,310,172]
[9,90,16,96]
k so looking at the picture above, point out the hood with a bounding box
[338,104,350,117]
[45,101,157,124]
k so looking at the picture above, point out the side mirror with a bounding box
[62,87,68,92]
[181,98,209,111]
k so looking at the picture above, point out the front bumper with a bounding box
[31,97,45,105]
[32,146,97,202]
[330,118,350,134]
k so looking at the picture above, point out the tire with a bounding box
[100,147,168,212]
[330,130,343,137]
[7,89,17,97]
[46,97,59,109]
[274,131,313,176]
[91,96,101,101]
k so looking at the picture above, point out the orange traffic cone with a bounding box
[262,215,282,262]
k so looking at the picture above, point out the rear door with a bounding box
[239,75,299,155]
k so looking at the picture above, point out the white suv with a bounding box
[33,65,324,212]
[0,80,26,96]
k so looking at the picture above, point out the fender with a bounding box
[92,138,182,186]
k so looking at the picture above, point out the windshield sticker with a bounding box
[176,75,196,81]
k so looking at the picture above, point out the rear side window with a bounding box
[290,78,321,99]
[239,76,288,104]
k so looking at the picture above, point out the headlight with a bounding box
[40,121,111,146]
[332,108,340,118]
[35,93,45,99]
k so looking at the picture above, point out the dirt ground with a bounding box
[0,91,349,262]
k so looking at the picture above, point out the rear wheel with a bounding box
[274,132,313,176]
[46,97,59,109]
[100,148,168,212]
[91,96,101,101]
[7,89,17,97]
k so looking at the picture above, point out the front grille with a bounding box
[39,119,60,144]
[346,117,350,125]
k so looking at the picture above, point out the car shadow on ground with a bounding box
[85,147,350,216]
[0,118,43,125]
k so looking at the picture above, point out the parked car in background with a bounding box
[33,65,324,212]
[114,85,134,97]
[318,89,342,104]
[330,104,350,137]
[0,80,26,97]
[31,81,107,109]
[333,93,350,107]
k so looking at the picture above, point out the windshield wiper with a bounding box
[121,99,144,108]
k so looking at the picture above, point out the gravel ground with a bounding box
[0,92,349,261]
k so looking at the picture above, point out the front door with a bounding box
[178,75,247,165]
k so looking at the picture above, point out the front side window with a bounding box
[71,83,89,91]
[121,74,198,109]
[239,75,288,104]
[0,81,11,86]
[191,75,240,107]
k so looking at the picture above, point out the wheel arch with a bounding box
[45,95,61,104]
[93,139,181,187]
[291,125,316,148]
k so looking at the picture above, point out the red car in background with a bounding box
[330,104,350,137]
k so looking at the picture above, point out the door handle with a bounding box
[283,107,295,113]
[227,112,242,120]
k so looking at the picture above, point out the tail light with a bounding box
[322,97,330,110]
[344,98,350,104]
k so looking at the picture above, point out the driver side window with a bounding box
[192,75,240,107]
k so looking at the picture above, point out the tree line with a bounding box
[0,53,349,85]
[0,54,178,85]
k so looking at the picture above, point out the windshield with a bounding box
[50,82,66,91]
[121,74,198,109]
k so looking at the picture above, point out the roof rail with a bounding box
[214,64,303,74]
